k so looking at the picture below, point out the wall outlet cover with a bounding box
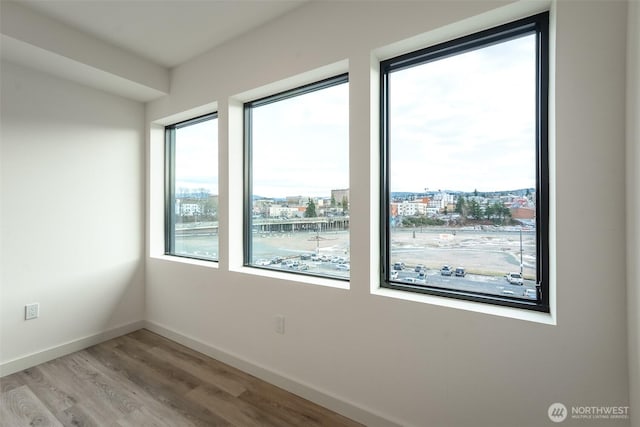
[25,303,39,320]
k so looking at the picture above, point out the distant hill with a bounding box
[391,188,534,199]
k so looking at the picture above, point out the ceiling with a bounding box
[13,0,306,68]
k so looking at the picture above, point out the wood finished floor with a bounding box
[0,329,363,427]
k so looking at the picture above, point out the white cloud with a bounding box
[389,34,537,193]
[175,117,218,194]
[251,82,349,198]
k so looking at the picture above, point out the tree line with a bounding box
[454,196,512,224]
[305,196,348,218]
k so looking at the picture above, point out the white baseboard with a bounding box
[0,320,145,377]
[143,320,403,427]
[0,319,402,426]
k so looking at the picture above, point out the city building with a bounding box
[178,202,201,216]
[511,207,536,220]
[331,188,350,207]
[394,200,429,216]
[268,204,301,218]
[286,195,307,206]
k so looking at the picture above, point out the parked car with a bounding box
[440,265,453,276]
[336,263,350,271]
[393,262,405,271]
[390,271,399,280]
[505,272,524,285]
[415,264,425,272]
[455,267,466,277]
[417,270,426,281]
[523,288,537,299]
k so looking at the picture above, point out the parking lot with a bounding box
[391,266,537,299]
[254,254,351,279]
[174,227,538,297]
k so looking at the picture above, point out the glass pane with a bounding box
[388,35,537,299]
[249,80,349,279]
[172,117,218,260]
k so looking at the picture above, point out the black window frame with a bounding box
[380,12,550,312]
[243,73,350,280]
[165,112,219,262]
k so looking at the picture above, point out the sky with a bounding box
[174,33,538,199]
[175,117,218,194]
[389,34,537,193]
[251,82,349,198]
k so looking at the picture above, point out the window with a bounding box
[381,13,549,311]
[244,74,350,279]
[165,113,219,261]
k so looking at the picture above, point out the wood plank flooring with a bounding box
[0,329,363,427]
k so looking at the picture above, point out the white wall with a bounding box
[144,1,631,426]
[0,61,146,373]
[627,1,640,425]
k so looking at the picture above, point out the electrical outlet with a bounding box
[25,303,39,320]
[275,315,285,334]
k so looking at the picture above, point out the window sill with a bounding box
[371,286,555,325]
[151,254,219,269]
[231,265,350,290]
